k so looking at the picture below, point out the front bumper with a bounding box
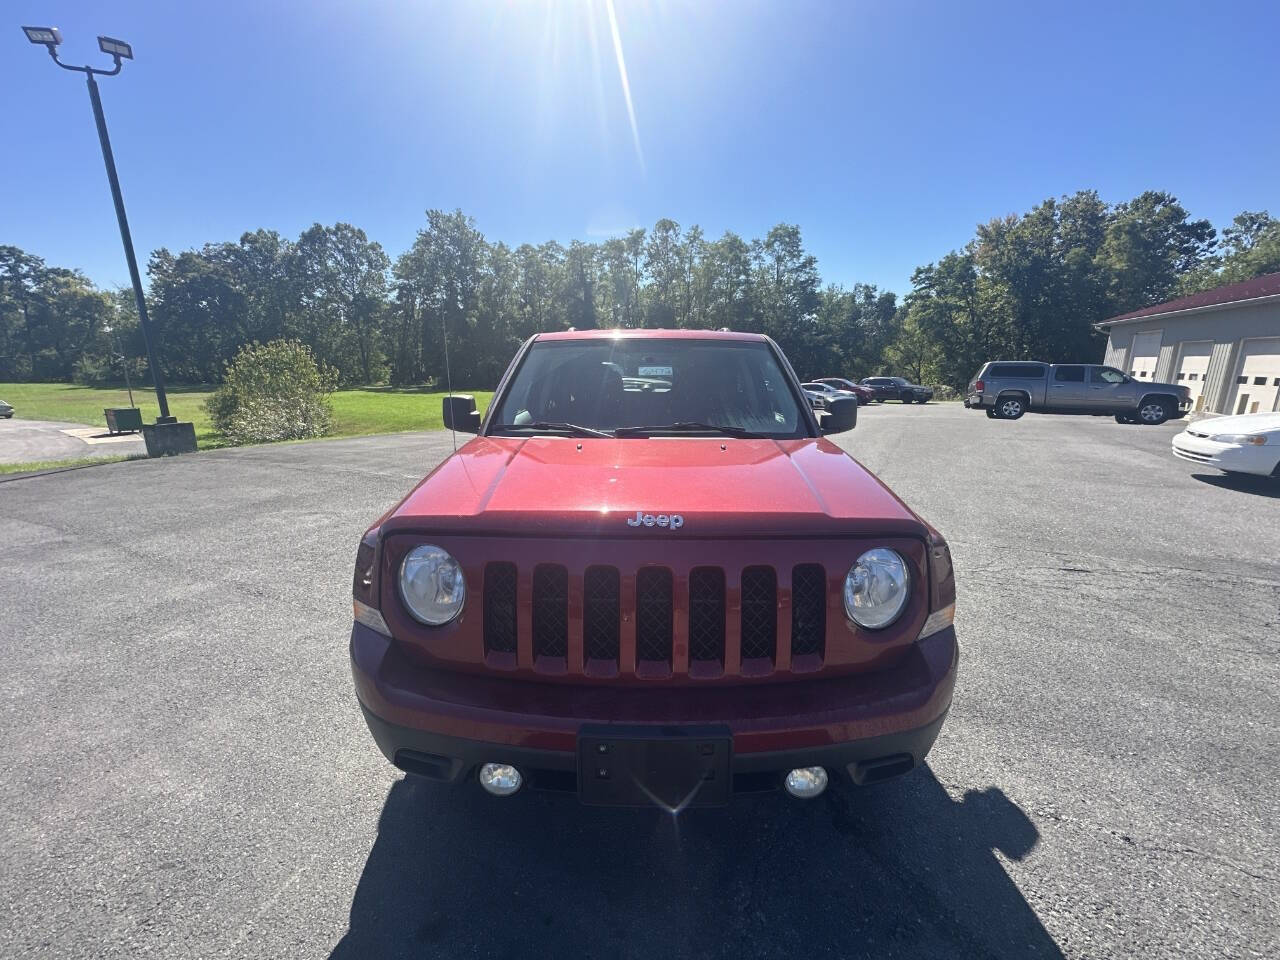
[1172,432,1279,476]
[351,623,958,795]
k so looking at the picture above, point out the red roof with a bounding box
[1102,272,1280,325]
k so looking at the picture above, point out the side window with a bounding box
[1053,366,1085,382]
[1092,367,1126,384]
[997,364,1048,378]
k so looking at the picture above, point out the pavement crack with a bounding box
[1019,801,1280,886]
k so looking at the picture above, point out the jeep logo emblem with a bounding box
[626,511,684,529]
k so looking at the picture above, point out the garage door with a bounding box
[1231,338,1280,415]
[1129,331,1162,381]
[1175,341,1213,412]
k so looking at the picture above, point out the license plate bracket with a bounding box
[577,724,732,808]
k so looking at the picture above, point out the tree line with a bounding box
[3,192,1278,391]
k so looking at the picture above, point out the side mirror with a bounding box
[819,396,857,434]
[442,394,481,434]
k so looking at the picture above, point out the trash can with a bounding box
[104,407,143,434]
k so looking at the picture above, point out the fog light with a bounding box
[478,762,522,796]
[784,766,828,799]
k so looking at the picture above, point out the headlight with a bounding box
[1209,433,1267,446]
[844,548,910,629]
[399,544,466,625]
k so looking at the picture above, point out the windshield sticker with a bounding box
[638,365,673,377]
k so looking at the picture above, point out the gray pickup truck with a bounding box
[965,361,1192,424]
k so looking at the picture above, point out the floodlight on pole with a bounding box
[22,25,63,46]
[98,36,133,60]
[20,25,195,455]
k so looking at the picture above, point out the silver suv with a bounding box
[966,361,1192,424]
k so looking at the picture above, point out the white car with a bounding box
[1172,412,1280,478]
[801,381,858,410]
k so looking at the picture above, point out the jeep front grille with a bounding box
[583,566,620,662]
[480,560,833,677]
[483,562,517,654]
[790,563,826,658]
[739,566,777,662]
[531,564,568,658]
[635,567,674,664]
[688,567,726,664]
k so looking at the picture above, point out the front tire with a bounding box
[996,396,1025,420]
[1137,400,1170,425]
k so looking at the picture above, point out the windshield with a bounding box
[490,338,808,437]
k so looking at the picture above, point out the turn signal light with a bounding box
[918,602,955,640]
[352,527,389,636]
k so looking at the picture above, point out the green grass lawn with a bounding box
[0,382,492,452]
[0,454,146,476]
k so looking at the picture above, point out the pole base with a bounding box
[142,421,197,458]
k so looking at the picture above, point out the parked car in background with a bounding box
[350,329,955,808]
[861,377,934,404]
[802,381,863,410]
[801,384,828,409]
[815,377,876,405]
[966,361,1192,424]
[1172,413,1280,477]
[0,399,13,418]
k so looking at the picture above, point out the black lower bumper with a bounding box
[359,702,950,801]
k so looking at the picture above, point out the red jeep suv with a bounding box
[350,330,957,807]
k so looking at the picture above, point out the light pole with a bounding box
[23,26,196,454]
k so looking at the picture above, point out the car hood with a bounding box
[1149,380,1191,395]
[382,436,925,538]
[1187,412,1280,435]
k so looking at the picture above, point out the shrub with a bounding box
[931,384,962,402]
[206,339,338,445]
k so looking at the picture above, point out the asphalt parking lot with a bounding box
[0,416,146,464]
[1,403,1277,959]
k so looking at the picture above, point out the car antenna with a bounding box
[442,312,456,453]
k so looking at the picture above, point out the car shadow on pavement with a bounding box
[1191,472,1280,499]
[330,766,1062,959]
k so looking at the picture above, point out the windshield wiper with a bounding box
[614,421,766,438]
[497,421,614,438]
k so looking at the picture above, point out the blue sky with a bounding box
[5,0,1278,296]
